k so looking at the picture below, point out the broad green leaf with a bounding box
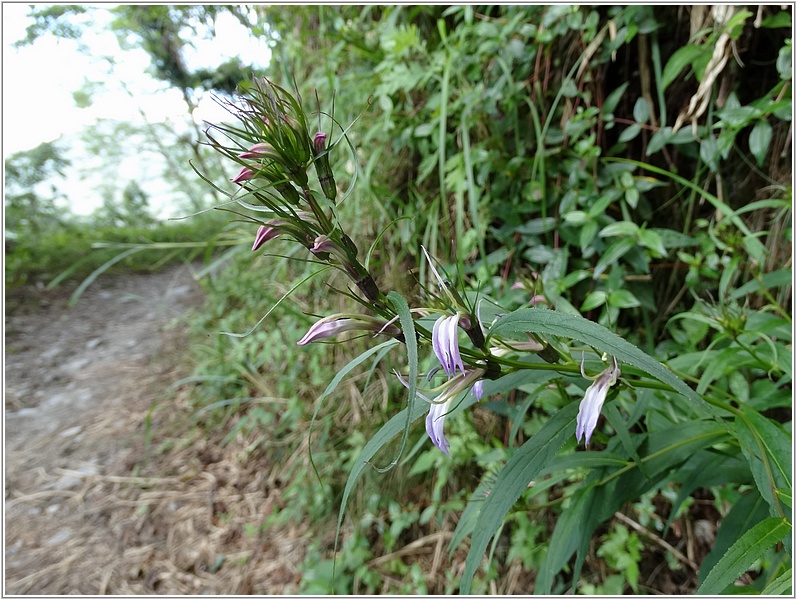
[633,97,650,123]
[698,518,792,594]
[760,11,791,28]
[700,135,719,171]
[581,290,607,311]
[459,401,580,594]
[661,43,704,91]
[601,81,629,118]
[599,221,639,238]
[749,119,773,167]
[638,229,667,256]
[734,410,792,519]
[593,236,637,278]
[618,123,641,143]
[607,289,641,309]
[489,307,708,412]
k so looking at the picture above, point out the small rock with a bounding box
[86,338,102,350]
[45,529,72,546]
[59,426,82,438]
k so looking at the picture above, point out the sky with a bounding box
[2,4,272,216]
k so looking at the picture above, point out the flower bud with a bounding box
[252,224,283,251]
[232,166,255,184]
[239,143,277,159]
[312,131,327,155]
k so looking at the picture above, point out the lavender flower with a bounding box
[395,368,486,456]
[575,355,620,446]
[432,314,466,378]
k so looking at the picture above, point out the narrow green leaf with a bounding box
[698,518,792,594]
[489,308,708,412]
[370,291,419,473]
[699,491,769,582]
[760,567,793,595]
[459,402,580,594]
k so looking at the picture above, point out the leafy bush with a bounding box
[165,4,793,594]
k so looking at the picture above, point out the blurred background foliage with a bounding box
[5,4,791,594]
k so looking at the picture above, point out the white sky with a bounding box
[2,4,272,216]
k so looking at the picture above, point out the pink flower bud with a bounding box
[313,131,327,155]
[232,166,255,184]
[239,143,276,159]
[252,224,282,251]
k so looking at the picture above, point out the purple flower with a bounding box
[395,368,486,456]
[426,397,454,456]
[252,224,282,251]
[297,314,400,346]
[575,356,620,446]
[309,235,340,255]
[432,314,466,378]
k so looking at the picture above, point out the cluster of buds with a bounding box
[202,77,621,456]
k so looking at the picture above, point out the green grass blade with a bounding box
[67,246,147,307]
[218,266,333,337]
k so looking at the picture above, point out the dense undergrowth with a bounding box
[177,5,791,595]
[11,4,791,595]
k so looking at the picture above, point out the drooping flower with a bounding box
[297,314,401,346]
[395,368,486,456]
[575,355,620,446]
[431,314,466,378]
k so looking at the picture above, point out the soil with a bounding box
[4,265,308,594]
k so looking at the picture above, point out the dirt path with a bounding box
[5,265,308,594]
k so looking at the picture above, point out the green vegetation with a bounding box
[9,4,791,595]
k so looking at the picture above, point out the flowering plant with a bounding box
[198,77,787,594]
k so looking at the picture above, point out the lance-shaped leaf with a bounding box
[488,308,709,414]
